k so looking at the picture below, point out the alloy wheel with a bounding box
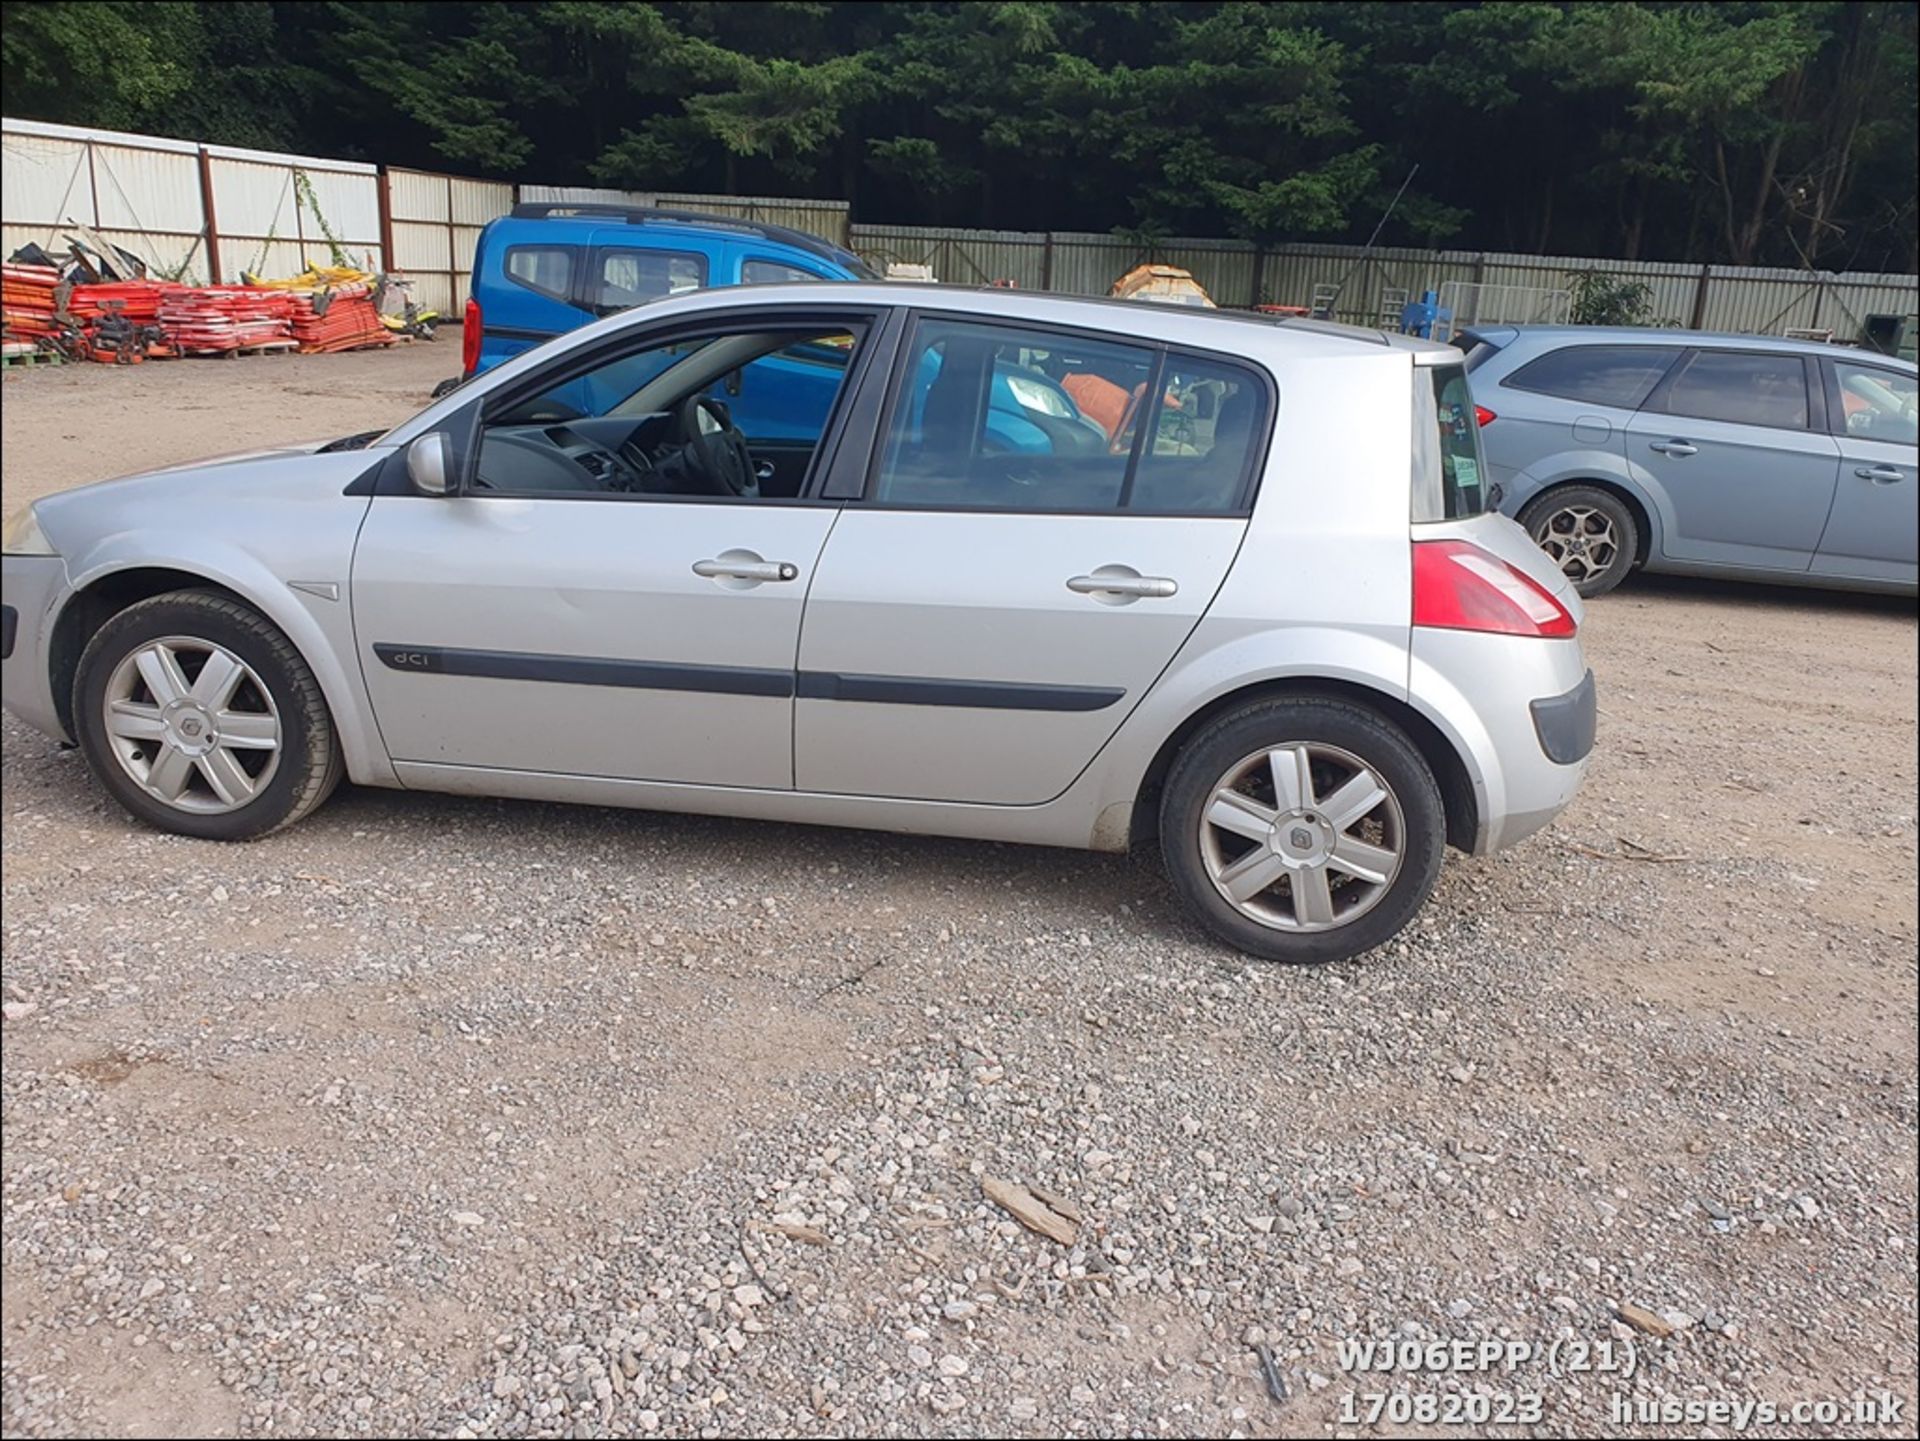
[1197,742,1405,932]
[1535,504,1620,586]
[101,636,282,815]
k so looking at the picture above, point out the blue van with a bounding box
[454,202,1106,453]
[459,203,879,378]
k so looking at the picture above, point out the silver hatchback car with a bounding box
[3,286,1593,963]
[1465,326,1919,597]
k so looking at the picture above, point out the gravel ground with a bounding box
[3,347,1916,1438]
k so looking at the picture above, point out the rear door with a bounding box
[1812,357,1919,585]
[1484,342,1680,494]
[480,239,587,370]
[1626,348,1839,570]
[794,313,1270,805]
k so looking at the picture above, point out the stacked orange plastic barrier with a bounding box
[284,281,393,354]
[159,287,296,354]
[1,264,61,341]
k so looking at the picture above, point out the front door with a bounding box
[795,315,1268,804]
[1627,348,1839,570]
[353,309,875,787]
[1812,357,1919,585]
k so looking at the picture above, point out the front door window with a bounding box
[474,323,863,501]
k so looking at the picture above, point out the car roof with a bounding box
[388,282,1455,448]
[1472,324,1918,369]
[658,281,1459,358]
[500,203,868,273]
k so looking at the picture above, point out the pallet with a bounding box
[0,348,63,368]
[181,342,300,359]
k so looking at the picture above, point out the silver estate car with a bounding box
[3,286,1594,964]
[1464,325,1919,597]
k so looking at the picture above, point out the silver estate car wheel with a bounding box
[1535,504,1620,588]
[1518,484,1640,598]
[102,637,283,814]
[1198,741,1405,932]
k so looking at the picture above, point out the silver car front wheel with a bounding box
[74,589,342,840]
[102,636,283,814]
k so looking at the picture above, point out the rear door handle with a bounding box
[1649,440,1698,457]
[693,555,799,583]
[1067,571,1178,599]
[1856,464,1906,484]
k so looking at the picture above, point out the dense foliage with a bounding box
[3,0,1914,270]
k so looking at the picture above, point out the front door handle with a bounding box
[1649,439,1699,457]
[1067,570,1179,600]
[1856,464,1906,484]
[693,552,799,584]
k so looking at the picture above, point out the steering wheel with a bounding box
[677,394,757,498]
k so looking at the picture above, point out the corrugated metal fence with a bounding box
[851,226,1917,339]
[6,116,1914,337]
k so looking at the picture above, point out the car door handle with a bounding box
[1067,572,1179,599]
[1856,464,1906,484]
[693,556,799,583]
[1648,440,1698,456]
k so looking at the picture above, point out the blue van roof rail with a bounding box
[505,202,868,274]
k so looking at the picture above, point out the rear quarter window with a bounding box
[1414,364,1491,520]
[1504,344,1681,409]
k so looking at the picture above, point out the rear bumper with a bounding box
[1,554,71,742]
[1530,668,1596,765]
[1409,630,1594,855]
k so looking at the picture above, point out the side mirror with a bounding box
[406,432,455,495]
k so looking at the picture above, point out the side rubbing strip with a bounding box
[798,671,1125,712]
[374,646,1127,713]
[373,644,793,697]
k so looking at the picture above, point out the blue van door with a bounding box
[478,242,592,371]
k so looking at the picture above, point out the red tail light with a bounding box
[1473,404,1496,427]
[461,297,481,376]
[1413,540,1576,638]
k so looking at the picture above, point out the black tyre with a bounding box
[1159,697,1446,964]
[73,589,342,840]
[1517,484,1638,598]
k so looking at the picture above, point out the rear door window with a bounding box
[1127,353,1269,513]
[743,257,828,285]
[592,248,706,312]
[504,246,575,302]
[871,317,1265,514]
[1652,349,1810,429]
[1504,345,1680,408]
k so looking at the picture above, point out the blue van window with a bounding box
[595,249,706,310]
[743,258,824,285]
[505,247,573,302]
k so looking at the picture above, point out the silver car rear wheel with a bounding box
[101,636,283,815]
[1198,742,1405,932]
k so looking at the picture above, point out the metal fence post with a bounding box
[1689,264,1711,330]
[1041,232,1054,292]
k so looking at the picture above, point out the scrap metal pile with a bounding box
[2,241,395,366]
